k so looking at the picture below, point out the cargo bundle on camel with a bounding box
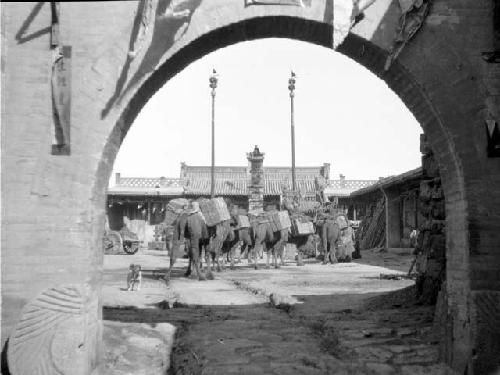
[160,192,355,281]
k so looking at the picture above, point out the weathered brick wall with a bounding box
[1,3,138,371]
[1,1,499,373]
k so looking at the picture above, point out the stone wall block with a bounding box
[420,201,432,216]
[421,230,432,252]
[430,220,446,234]
[431,200,446,219]
[430,234,446,260]
[422,154,440,178]
[419,180,433,201]
[420,133,432,155]
[426,259,445,279]
[431,185,444,200]
[419,220,430,232]
[471,291,500,374]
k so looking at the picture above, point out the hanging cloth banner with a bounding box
[245,0,311,6]
[51,46,72,155]
[384,0,431,70]
[332,0,378,49]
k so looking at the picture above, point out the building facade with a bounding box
[347,167,423,248]
[107,148,377,243]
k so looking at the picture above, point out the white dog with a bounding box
[127,264,142,291]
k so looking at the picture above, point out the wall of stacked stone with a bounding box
[415,134,446,306]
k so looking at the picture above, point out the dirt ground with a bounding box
[101,248,445,374]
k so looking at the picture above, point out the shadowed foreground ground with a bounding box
[101,248,445,374]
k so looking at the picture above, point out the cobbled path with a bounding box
[105,289,444,375]
[102,250,446,374]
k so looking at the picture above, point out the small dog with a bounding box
[127,263,142,291]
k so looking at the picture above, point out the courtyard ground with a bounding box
[100,248,445,374]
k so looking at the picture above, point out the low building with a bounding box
[347,167,423,248]
[106,147,377,244]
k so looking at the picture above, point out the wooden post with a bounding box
[209,70,218,198]
[288,71,297,191]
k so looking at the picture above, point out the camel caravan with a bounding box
[163,196,356,281]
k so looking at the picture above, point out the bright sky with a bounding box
[110,38,421,186]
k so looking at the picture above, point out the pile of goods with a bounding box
[290,214,315,236]
[199,197,231,227]
[229,205,250,228]
[268,210,292,232]
[356,198,385,250]
[294,200,322,217]
[236,214,250,228]
[164,198,190,225]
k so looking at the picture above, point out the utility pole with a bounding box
[209,69,218,198]
[288,71,297,192]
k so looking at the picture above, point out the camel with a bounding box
[249,219,288,270]
[315,218,341,264]
[169,212,210,281]
[221,216,252,270]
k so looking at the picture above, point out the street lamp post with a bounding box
[209,69,218,198]
[288,71,297,192]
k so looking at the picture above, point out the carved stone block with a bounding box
[7,284,99,375]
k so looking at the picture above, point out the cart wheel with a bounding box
[123,241,139,255]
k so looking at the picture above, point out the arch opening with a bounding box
[96,15,470,373]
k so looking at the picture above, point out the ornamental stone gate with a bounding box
[1,1,499,374]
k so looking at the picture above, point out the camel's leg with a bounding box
[192,240,206,281]
[199,247,205,272]
[280,243,286,267]
[265,246,271,269]
[243,243,251,263]
[329,243,338,264]
[205,247,213,276]
[321,224,328,259]
[212,235,223,272]
[184,247,192,277]
[186,259,192,277]
[230,244,237,270]
[166,241,178,282]
[271,241,278,269]
[219,250,226,270]
[322,247,329,265]
[214,249,222,272]
[253,244,260,270]
[237,243,245,263]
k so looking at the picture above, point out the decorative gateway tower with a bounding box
[247,145,265,213]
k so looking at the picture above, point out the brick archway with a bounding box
[96,16,471,372]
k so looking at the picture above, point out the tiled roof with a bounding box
[182,178,319,196]
[184,178,247,196]
[324,180,377,197]
[109,170,378,197]
[181,165,327,179]
[117,177,184,188]
[108,177,185,196]
[349,167,422,197]
[182,166,249,180]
